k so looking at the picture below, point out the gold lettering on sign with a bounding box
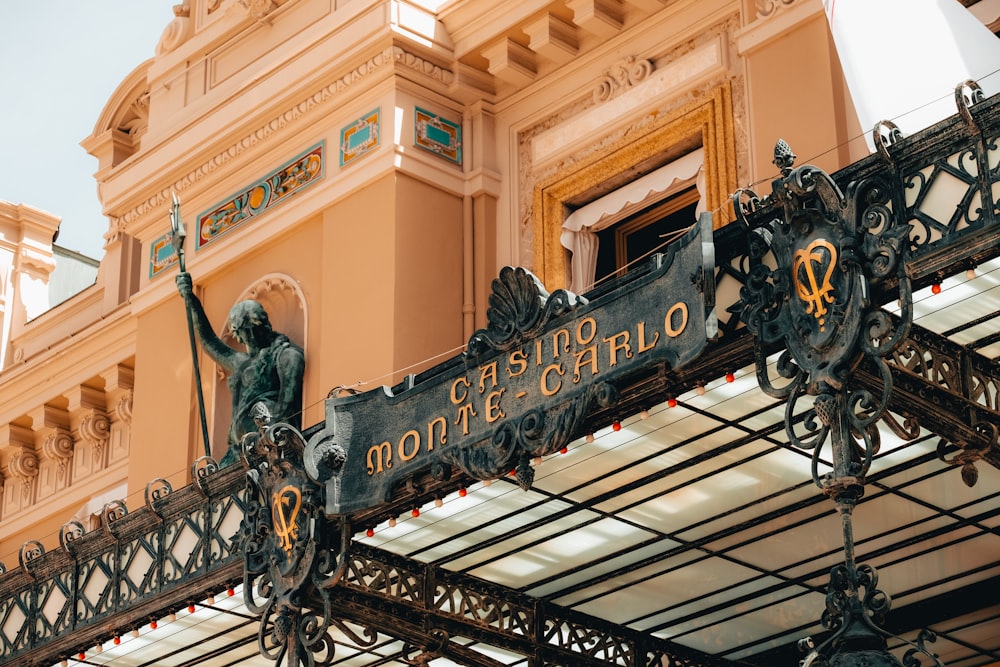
[573,345,599,383]
[364,299,700,477]
[272,485,302,555]
[541,363,565,396]
[398,429,421,461]
[508,349,528,377]
[428,417,447,449]
[367,441,392,475]
[604,330,633,367]
[793,239,837,331]
[455,403,477,434]
[637,322,658,352]
[479,362,498,392]
[553,329,571,357]
[664,302,688,337]
[576,317,597,345]
[486,389,506,423]
[451,377,470,404]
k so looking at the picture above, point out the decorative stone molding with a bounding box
[115,390,134,425]
[755,0,799,19]
[41,427,74,468]
[1,424,36,488]
[593,56,654,102]
[241,0,278,22]
[156,2,192,56]
[17,246,56,276]
[109,46,453,235]
[120,92,150,138]
[243,274,304,306]
[79,410,111,449]
[9,446,39,485]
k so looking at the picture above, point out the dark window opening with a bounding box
[594,186,700,283]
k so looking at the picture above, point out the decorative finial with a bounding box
[773,139,796,175]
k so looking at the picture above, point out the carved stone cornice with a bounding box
[108,45,455,235]
[17,246,56,276]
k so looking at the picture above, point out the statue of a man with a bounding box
[176,272,305,466]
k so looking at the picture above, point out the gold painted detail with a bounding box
[533,82,736,290]
[793,239,837,331]
[365,302,690,476]
[272,485,302,556]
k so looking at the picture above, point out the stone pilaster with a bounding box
[28,405,72,500]
[65,386,111,477]
[101,364,134,465]
[0,424,38,516]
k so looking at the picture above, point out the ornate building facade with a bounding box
[2,1,1000,665]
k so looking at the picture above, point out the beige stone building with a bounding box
[1,1,999,665]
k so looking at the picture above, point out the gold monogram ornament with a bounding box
[793,239,837,332]
[271,485,302,556]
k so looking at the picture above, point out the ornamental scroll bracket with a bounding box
[734,141,942,666]
[235,404,351,667]
[734,138,915,498]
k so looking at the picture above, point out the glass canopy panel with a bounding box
[593,431,771,517]
[452,511,600,576]
[524,538,683,598]
[368,490,575,562]
[568,557,764,623]
[464,516,657,589]
[662,589,825,658]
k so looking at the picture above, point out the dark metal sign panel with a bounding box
[306,214,717,516]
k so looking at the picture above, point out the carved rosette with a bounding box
[594,56,654,102]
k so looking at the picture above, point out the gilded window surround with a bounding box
[532,82,737,291]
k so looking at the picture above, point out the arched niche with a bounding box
[209,273,307,460]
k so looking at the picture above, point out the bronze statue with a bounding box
[176,271,305,466]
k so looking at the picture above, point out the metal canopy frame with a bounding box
[3,90,1000,666]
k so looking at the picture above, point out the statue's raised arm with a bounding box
[175,271,305,466]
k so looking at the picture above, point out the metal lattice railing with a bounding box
[0,461,247,666]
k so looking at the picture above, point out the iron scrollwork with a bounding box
[237,404,351,667]
[736,142,942,666]
[735,139,913,497]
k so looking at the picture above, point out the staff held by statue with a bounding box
[170,194,212,459]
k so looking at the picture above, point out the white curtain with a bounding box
[561,148,705,293]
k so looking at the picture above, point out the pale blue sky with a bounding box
[0,2,171,258]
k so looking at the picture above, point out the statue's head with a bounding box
[229,300,273,348]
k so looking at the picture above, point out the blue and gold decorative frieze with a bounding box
[414,107,461,164]
[196,142,325,250]
[149,232,179,279]
[340,109,380,167]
